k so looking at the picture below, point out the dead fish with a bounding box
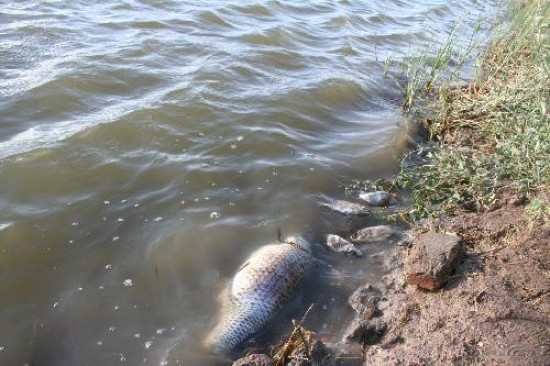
[204,236,314,355]
[358,191,390,206]
[326,234,363,256]
[352,225,395,243]
[319,197,369,216]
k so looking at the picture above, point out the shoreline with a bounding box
[234,0,549,365]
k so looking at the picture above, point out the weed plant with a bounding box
[395,0,549,219]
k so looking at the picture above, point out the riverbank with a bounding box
[361,0,549,364]
[234,0,549,365]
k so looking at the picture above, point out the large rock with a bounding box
[405,232,462,291]
[233,354,273,366]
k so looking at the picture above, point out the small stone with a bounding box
[232,353,273,366]
[326,234,363,256]
[405,232,462,291]
[309,340,332,364]
[352,225,395,243]
[342,317,387,345]
[359,191,390,206]
[348,284,382,319]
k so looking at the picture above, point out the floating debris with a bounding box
[210,212,221,219]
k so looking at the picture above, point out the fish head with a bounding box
[284,235,312,253]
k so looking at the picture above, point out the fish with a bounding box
[204,236,314,355]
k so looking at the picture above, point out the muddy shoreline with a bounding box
[232,190,549,366]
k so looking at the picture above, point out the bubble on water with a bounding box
[180,200,185,205]
[144,341,153,349]
[265,179,270,183]
[237,135,244,141]
[103,217,107,221]
[210,212,220,219]
[53,300,61,308]
[229,202,235,207]
[104,201,111,205]
[322,304,327,310]
[194,198,199,202]
[272,171,278,176]
[123,279,133,287]
[96,341,103,346]
[114,305,120,310]
[99,285,104,290]
[309,167,315,171]
[204,197,210,201]
[160,360,168,366]
[121,199,127,203]
[153,217,163,222]
[134,334,141,338]
[109,326,116,332]
[112,236,120,242]
[117,218,124,222]
[105,264,112,270]
[134,203,140,208]
[134,305,138,309]
[198,132,205,137]
[120,354,126,362]
[77,287,84,292]
[71,222,78,226]
[238,170,244,174]
[156,328,166,335]
[211,182,216,187]
[0,346,5,351]
[230,144,237,149]
[257,187,264,191]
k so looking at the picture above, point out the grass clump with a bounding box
[396,0,549,218]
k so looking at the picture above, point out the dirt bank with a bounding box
[360,192,550,365]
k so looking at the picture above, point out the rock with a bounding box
[309,339,333,365]
[326,234,363,256]
[342,318,387,345]
[405,232,462,291]
[359,191,390,206]
[396,230,413,247]
[233,354,273,366]
[352,225,395,243]
[348,284,381,319]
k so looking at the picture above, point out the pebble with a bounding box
[359,191,390,206]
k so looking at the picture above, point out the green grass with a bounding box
[394,0,550,219]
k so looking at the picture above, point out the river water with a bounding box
[1,1,495,365]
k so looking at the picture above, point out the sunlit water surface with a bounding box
[0,1,495,365]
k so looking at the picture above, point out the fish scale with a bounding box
[205,242,314,355]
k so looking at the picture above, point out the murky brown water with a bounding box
[1,1,495,365]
